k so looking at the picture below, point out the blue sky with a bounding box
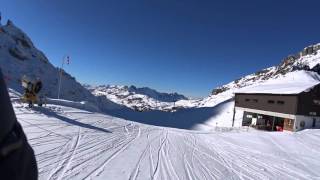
[1,0,320,97]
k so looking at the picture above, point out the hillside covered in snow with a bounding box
[179,44,320,108]
[2,18,320,180]
[84,84,187,112]
[84,43,320,114]
[2,19,320,131]
[0,20,96,102]
[0,20,191,113]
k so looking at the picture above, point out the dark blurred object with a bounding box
[0,69,38,180]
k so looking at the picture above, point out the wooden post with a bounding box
[232,105,236,127]
[272,116,275,131]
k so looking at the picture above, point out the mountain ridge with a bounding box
[1,20,320,113]
[84,84,187,111]
[189,43,320,108]
[0,20,96,103]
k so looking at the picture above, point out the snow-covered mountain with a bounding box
[0,20,96,103]
[4,16,319,180]
[84,84,187,112]
[2,19,320,115]
[76,42,320,112]
[177,43,320,109]
[0,20,189,112]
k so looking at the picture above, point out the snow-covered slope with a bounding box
[13,97,320,180]
[0,20,95,102]
[85,84,187,112]
[236,70,320,94]
[172,45,320,130]
[179,44,320,108]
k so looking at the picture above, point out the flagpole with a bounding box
[57,55,67,99]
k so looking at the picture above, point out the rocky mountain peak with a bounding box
[210,43,320,96]
[0,20,95,102]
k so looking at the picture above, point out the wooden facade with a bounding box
[235,94,298,115]
[235,84,320,131]
[235,84,320,117]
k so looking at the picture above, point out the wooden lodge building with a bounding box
[234,81,320,132]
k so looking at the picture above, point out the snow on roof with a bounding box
[235,71,320,95]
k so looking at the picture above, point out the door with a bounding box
[313,118,316,128]
[283,118,294,131]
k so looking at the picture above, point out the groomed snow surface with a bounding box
[13,100,320,180]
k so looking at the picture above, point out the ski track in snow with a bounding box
[13,103,320,180]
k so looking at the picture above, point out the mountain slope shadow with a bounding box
[102,98,234,130]
[33,107,111,133]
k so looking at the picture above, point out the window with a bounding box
[277,100,285,105]
[313,99,320,106]
[268,100,275,104]
[245,99,250,102]
[253,99,258,103]
[310,112,317,116]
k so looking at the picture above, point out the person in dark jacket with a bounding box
[0,69,38,180]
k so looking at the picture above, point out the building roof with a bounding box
[235,71,320,95]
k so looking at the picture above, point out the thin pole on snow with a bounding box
[57,55,69,99]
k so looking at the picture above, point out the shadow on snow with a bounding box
[100,98,233,130]
[33,107,111,133]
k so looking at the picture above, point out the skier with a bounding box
[0,69,38,179]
